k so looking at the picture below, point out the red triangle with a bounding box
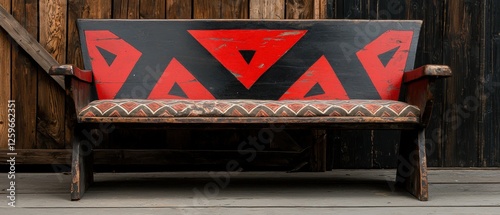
[188,30,307,89]
[85,30,142,99]
[148,58,215,99]
[280,56,348,100]
[356,30,414,100]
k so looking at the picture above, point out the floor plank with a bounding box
[1,169,499,212]
[3,207,500,215]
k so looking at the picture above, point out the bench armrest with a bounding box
[404,65,452,126]
[403,65,451,83]
[49,65,93,83]
[49,65,93,115]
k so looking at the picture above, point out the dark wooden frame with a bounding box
[51,56,450,201]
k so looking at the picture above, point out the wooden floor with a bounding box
[1,169,500,214]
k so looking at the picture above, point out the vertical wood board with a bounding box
[0,0,11,149]
[11,0,38,149]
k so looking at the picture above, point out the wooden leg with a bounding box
[71,127,94,201]
[396,129,429,201]
[310,129,327,172]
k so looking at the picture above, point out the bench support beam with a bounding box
[396,129,428,201]
[71,126,94,201]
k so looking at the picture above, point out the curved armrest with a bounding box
[404,65,452,126]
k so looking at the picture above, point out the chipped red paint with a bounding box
[85,30,142,99]
[188,30,307,89]
[148,58,215,99]
[356,30,414,100]
[280,56,348,100]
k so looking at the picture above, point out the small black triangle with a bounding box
[239,50,257,64]
[96,46,117,66]
[378,47,400,67]
[305,83,326,98]
[168,82,188,98]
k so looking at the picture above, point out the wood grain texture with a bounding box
[222,0,249,19]
[483,0,500,166]
[127,0,140,19]
[0,3,64,88]
[38,0,67,149]
[194,0,222,18]
[249,0,285,19]
[166,0,192,19]
[286,0,314,19]
[422,0,445,167]
[10,0,38,149]
[442,0,482,167]
[314,0,328,19]
[140,0,166,19]
[0,0,11,149]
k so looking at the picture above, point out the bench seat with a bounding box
[78,99,420,123]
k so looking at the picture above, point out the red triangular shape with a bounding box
[148,58,215,99]
[356,30,414,100]
[188,30,307,89]
[85,30,142,99]
[280,56,348,100]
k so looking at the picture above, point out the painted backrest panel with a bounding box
[78,20,422,100]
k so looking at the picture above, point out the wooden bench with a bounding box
[49,20,451,201]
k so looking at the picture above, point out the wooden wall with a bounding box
[0,0,498,168]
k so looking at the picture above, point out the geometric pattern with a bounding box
[79,99,420,118]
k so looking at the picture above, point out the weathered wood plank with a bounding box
[113,0,140,19]
[313,0,328,19]
[249,0,285,19]
[221,0,249,19]
[286,0,314,19]
[140,0,166,19]
[0,3,64,89]
[38,0,67,149]
[484,0,500,166]
[0,0,11,150]
[166,0,192,19]
[10,0,38,149]
[127,0,140,19]
[442,0,482,167]
[193,0,222,18]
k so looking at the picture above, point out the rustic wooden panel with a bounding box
[420,0,445,167]
[113,0,140,19]
[222,0,249,19]
[484,0,500,166]
[37,0,67,149]
[11,0,38,149]
[0,0,11,150]
[194,0,222,18]
[286,0,314,19]
[314,0,328,19]
[442,1,482,167]
[140,0,166,19]
[166,0,192,19]
[249,0,285,19]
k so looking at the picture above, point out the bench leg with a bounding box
[310,129,327,172]
[396,129,429,201]
[71,127,94,201]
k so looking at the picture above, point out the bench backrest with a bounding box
[78,20,421,101]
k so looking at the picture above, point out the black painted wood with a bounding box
[78,20,421,100]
